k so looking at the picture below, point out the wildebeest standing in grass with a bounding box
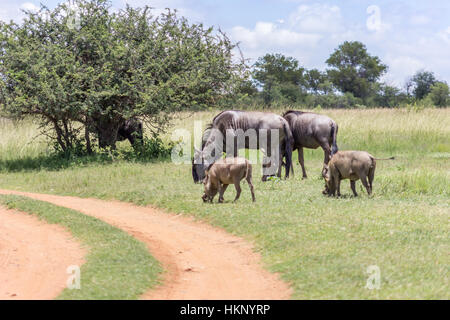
[323,150,394,197]
[202,157,255,203]
[192,110,294,183]
[283,110,338,179]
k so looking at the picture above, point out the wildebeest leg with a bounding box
[298,148,307,179]
[350,180,358,197]
[218,184,228,203]
[277,150,282,178]
[318,140,332,176]
[360,175,371,195]
[261,148,268,182]
[233,179,242,202]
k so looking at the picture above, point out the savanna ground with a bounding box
[0,108,449,299]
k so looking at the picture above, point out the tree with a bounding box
[428,82,449,107]
[407,70,437,100]
[0,0,246,151]
[326,41,387,99]
[305,69,324,93]
[252,53,305,105]
[373,83,407,108]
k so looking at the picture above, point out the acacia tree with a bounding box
[0,0,246,151]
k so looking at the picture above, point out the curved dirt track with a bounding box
[0,206,86,300]
[0,190,292,300]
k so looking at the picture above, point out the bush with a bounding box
[428,82,449,107]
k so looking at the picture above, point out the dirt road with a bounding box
[0,190,292,300]
[0,206,85,300]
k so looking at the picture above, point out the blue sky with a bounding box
[1,0,449,88]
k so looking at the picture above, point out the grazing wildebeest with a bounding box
[323,150,394,197]
[192,110,294,183]
[282,110,338,179]
[202,157,256,203]
[117,118,144,147]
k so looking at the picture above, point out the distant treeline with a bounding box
[233,42,449,109]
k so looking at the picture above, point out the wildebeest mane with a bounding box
[282,110,306,117]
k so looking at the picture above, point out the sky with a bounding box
[1,0,449,88]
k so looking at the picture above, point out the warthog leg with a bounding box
[218,184,228,203]
[350,180,358,197]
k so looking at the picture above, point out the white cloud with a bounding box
[289,4,343,33]
[0,2,40,22]
[20,2,39,12]
[410,14,430,25]
[230,3,347,65]
[232,22,322,50]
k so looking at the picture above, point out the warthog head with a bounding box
[201,173,218,202]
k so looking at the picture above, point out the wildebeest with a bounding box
[117,118,144,147]
[282,110,338,179]
[202,157,255,203]
[192,110,294,183]
[323,150,394,197]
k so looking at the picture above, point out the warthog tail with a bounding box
[374,156,395,160]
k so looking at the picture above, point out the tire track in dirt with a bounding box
[0,206,86,300]
[0,189,292,300]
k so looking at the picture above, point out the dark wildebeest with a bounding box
[282,110,338,179]
[202,157,256,203]
[323,150,394,197]
[192,110,294,183]
[117,119,144,147]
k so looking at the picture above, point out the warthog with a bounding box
[202,157,256,203]
[283,110,338,179]
[323,151,394,197]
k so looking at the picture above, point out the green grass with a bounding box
[0,108,449,299]
[0,195,162,300]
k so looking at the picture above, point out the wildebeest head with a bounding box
[192,148,208,184]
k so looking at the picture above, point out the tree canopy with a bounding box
[326,41,387,99]
[408,70,437,100]
[0,0,246,151]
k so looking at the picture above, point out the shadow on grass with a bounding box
[0,152,171,173]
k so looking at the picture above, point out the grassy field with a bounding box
[0,195,161,299]
[0,108,449,299]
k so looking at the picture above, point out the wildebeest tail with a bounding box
[283,122,294,178]
[192,158,199,183]
[330,122,339,156]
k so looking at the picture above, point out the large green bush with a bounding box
[0,0,246,151]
